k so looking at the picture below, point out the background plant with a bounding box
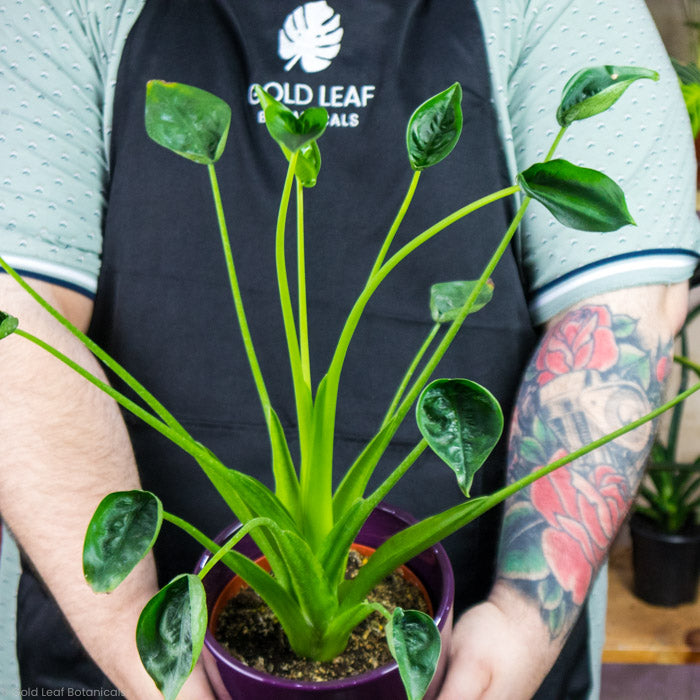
[635,305,700,533]
[1,66,697,700]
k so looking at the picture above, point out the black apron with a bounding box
[17,2,590,696]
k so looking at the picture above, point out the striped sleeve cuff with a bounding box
[529,249,700,325]
[0,254,98,298]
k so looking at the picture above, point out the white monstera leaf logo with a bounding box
[278,2,343,73]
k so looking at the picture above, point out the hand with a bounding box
[436,588,560,700]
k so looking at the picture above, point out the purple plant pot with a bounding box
[195,502,455,699]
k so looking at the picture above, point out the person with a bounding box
[0,1,698,698]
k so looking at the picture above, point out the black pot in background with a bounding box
[630,512,700,607]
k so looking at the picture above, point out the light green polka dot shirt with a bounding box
[1,0,699,326]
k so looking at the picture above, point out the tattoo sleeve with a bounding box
[496,303,673,638]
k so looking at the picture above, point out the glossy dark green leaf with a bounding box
[557,65,658,126]
[0,311,18,339]
[387,608,441,700]
[145,80,231,164]
[83,490,162,593]
[255,85,328,153]
[294,141,322,187]
[416,379,503,497]
[254,85,324,185]
[429,280,494,323]
[136,574,207,700]
[406,83,463,171]
[518,159,635,232]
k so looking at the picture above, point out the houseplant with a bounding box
[1,65,699,699]
[631,305,700,605]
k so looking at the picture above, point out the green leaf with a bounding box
[136,574,207,700]
[254,85,323,185]
[0,311,18,339]
[332,418,399,520]
[268,407,301,522]
[219,469,299,534]
[145,81,231,165]
[672,57,700,87]
[556,65,659,127]
[429,280,494,323]
[416,379,503,497]
[340,496,491,608]
[273,529,338,631]
[518,159,635,232]
[294,141,322,187]
[255,85,328,153]
[386,608,441,700]
[679,81,700,138]
[83,490,162,593]
[406,83,463,171]
[675,61,700,137]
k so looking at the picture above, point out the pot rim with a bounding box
[630,511,700,544]
[194,501,454,690]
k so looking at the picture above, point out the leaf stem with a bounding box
[275,153,312,456]
[15,329,202,460]
[370,170,422,277]
[392,195,531,429]
[545,125,568,161]
[194,516,276,581]
[0,256,187,438]
[297,179,311,389]
[487,375,700,507]
[163,511,220,560]
[207,164,272,418]
[381,324,440,428]
[343,375,700,606]
[321,184,521,475]
[367,439,428,506]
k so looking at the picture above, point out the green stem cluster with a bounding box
[1,66,674,699]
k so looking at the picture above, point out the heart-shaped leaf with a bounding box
[557,65,659,127]
[518,159,635,232]
[145,80,231,165]
[417,379,503,497]
[83,490,162,593]
[255,85,328,153]
[0,311,18,339]
[387,608,441,700]
[407,83,463,171]
[429,280,494,323]
[255,85,324,185]
[136,574,207,700]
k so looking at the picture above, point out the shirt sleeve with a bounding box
[0,1,143,297]
[476,0,700,324]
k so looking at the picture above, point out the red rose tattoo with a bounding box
[535,306,619,386]
[499,303,672,638]
[531,459,628,605]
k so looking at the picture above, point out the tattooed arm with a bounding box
[438,282,688,700]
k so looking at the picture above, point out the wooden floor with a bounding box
[603,543,700,664]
